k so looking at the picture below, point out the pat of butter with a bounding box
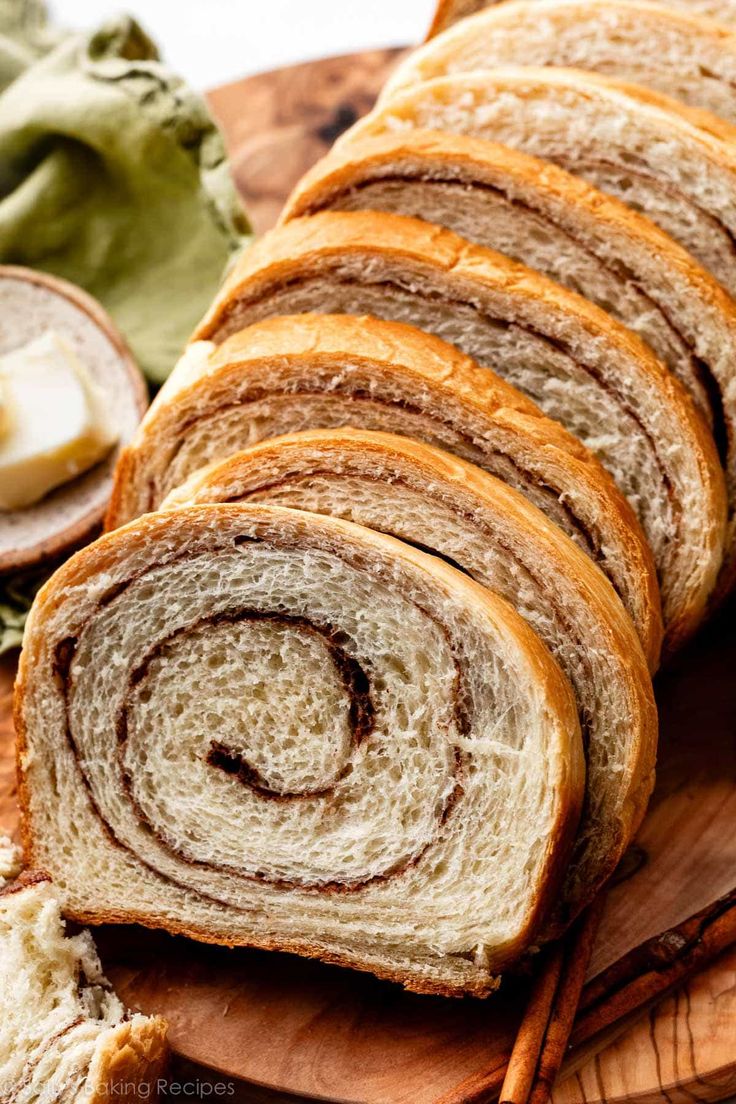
[0,332,118,511]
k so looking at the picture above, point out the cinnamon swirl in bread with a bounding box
[16,505,584,996]
[190,216,726,651]
[164,428,658,926]
[108,313,663,669]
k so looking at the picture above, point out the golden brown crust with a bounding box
[44,899,501,998]
[112,310,663,668]
[281,130,735,311]
[0,266,148,575]
[16,501,585,995]
[86,1017,169,1104]
[0,868,50,896]
[427,0,488,37]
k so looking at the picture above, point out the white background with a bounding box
[49,1,436,89]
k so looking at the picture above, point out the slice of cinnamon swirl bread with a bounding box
[0,875,167,1103]
[107,313,663,670]
[163,428,658,929]
[190,215,727,652]
[385,0,736,123]
[16,504,584,996]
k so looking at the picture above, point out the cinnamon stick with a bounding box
[499,896,605,1104]
[498,944,565,1104]
[570,884,736,1049]
[527,897,605,1104]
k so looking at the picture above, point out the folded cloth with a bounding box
[0,2,250,382]
[0,567,43,651]
[0,0,62,92]
[0,1,251,652]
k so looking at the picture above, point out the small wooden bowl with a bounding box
[0,266,147,575]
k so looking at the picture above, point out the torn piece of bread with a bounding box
[0,875,167,1103]
[0,267,147,574]
[164,428,658,927]
[386,0,736,123]
[347,67,736,300]
[108,313,663,670]
[427,0,736,35]
[283,129,736,537]
[16,503,584,996]
[191,214,726,651]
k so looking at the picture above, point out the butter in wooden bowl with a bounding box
[0,332,118,511]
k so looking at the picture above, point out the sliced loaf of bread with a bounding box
[108,313,663,669]
[164,427,658,926]
[283,131,736,593]
[191,215,726,650]
[16,503,584,996]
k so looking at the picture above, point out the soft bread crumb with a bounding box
[0,877,167,1102]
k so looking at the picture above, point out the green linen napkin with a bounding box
[0,0,62,93]
[0,1,251,651]
[0,568,41,651]
[0,3,250,381]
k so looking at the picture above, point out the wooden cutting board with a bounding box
[2,47,736,1104]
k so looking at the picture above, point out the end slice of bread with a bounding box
[0,875,167,1103]
[16,503,584,995]
[0,266,147,575]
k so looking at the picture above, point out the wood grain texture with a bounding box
[100,930,522,1104]
[556,946,736,1104]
